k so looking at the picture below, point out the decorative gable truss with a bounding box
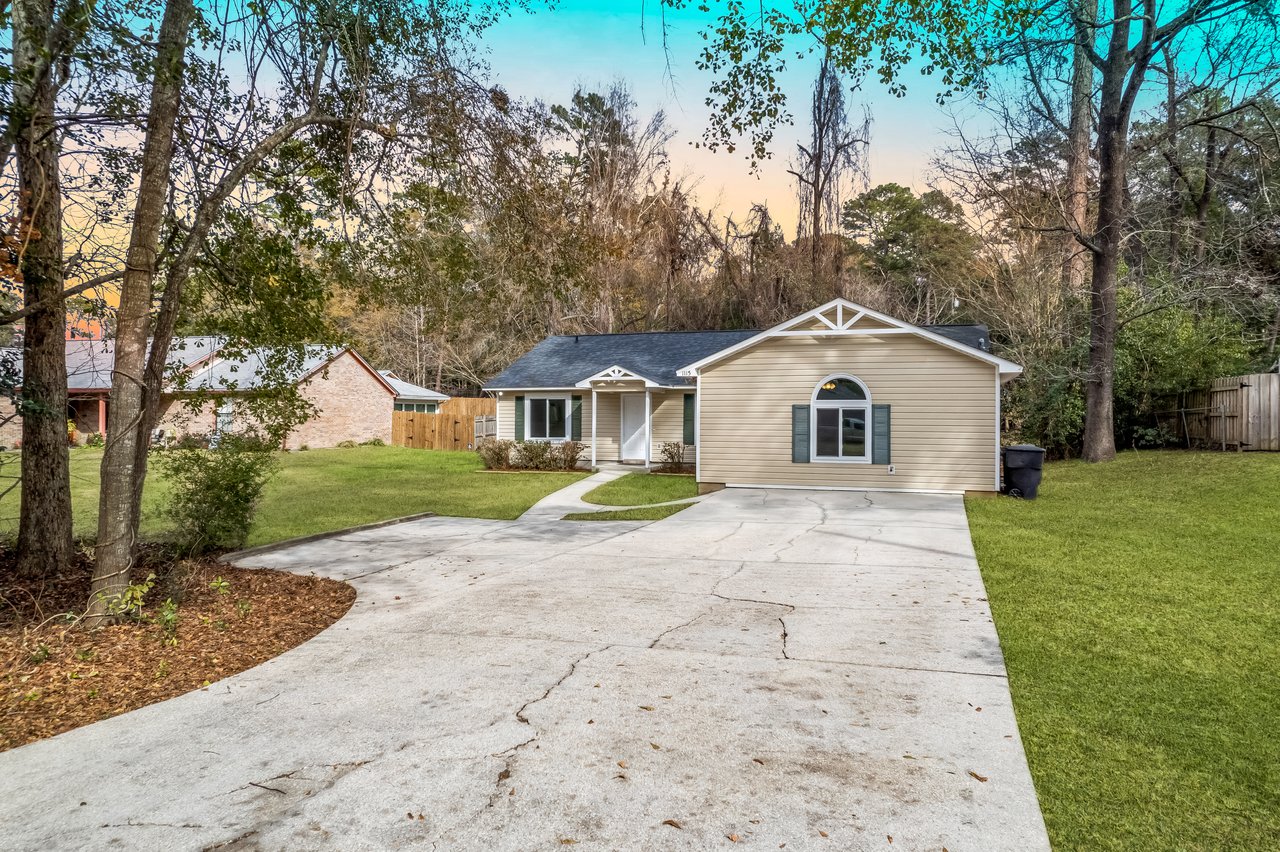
[676,298,1022,379]
[575,365,662,388]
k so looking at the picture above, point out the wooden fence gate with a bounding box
[1161,373,1280,451]
[392,397,497,450]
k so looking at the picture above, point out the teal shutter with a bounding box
[571,395,582,441]
[791,405,810,463]
[872,404,891,465]
[683,393,695,445]
[513,395,525,443]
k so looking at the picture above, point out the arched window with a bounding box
[811,374,871,462]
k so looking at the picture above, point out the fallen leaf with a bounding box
[650,742,661,750]
[968,770,989,783]
[727,834,740,842]
[406,812,413,819]
[975,707,982,712]
[661,819,683,830]
[559,840,577,846]
[639,705,655,711]
[818,830,828,837]
[417,814,425,821]
[587,719,594,724]
[752,758,765,765]
[887,836,893,844]
[617,760,628,768]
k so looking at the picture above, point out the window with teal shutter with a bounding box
[872,404,891,464]
[791,405,810,463]
[683,393,695,445]
[513,395,524,442]
[571,396,582,441]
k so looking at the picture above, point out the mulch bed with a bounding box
[0,552,354,752]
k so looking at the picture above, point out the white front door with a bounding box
[620,393,647,461]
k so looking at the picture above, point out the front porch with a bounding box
[68,394,108,442]
[495,369,696,469]
[577,367,695,469]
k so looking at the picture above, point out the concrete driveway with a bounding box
[0,489,1048,850]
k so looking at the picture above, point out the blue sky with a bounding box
[480,1,961,236]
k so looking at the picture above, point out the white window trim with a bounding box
[810,374,872,464]
[525,394,573,443]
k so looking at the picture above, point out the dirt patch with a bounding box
[0,556,354,752]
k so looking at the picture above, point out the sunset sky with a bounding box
[481,1,968,237]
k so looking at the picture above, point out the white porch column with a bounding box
[590,387,598,468]
[644,389,652,468]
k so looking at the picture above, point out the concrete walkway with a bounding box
[519,464,701,519]
[0,489,1049,850]
[517,465,630,520]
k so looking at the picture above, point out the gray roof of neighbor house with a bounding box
[182,344,349,392]
[1,336,225,392]
[483,324,993,390]
[379,372,450,402]
[2,337,394,394]
[484,330,760,389]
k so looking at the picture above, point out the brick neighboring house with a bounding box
[0,337,396,450]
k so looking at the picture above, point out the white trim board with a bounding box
[676,297,1022,378]
[574,365,661,388]
[723,482,968,496]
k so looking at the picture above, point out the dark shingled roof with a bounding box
[925,324,991,354]
[484,323,992,389]
[484,330,758,389]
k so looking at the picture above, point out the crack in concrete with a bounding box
[708,561,796,660]
[484,644,615,811]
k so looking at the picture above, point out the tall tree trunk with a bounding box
[1164,51,1183,273]
[1083,1,1143,463]
[87,0,194,619]
[13,0,73,578]
[1062,0,1096,301]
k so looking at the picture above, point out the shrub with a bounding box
[84,432,105,448]
[476,438,514,470]
[554,440,584,470]
[152,432,280,554]
[336,440,358,449]
[359,438,386,446]
[67,420,78,447]
[660,441,685,467]
[513,440,555,470]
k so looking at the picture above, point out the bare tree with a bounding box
[788,50,869,293]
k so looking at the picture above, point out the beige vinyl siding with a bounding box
[697,334,998,492]
[495,388,692,463]
[648,390,694,462]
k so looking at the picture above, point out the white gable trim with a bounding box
[675,298,1023,377]
[574,365,661,388]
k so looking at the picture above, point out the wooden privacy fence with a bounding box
[1159,373,1280,451]
[392,397,496,450]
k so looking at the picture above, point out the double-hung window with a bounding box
[811,376,871,462]
[527,396,570,441]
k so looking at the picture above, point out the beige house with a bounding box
[1,337,397,451]
[484,299,1023,493]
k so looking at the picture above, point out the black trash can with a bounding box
[1001,444,1046,499]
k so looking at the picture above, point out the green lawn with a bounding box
[563,502,693,522]
[0,446,588,547]
[966,451,1280,850]
[582,471,698,506]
